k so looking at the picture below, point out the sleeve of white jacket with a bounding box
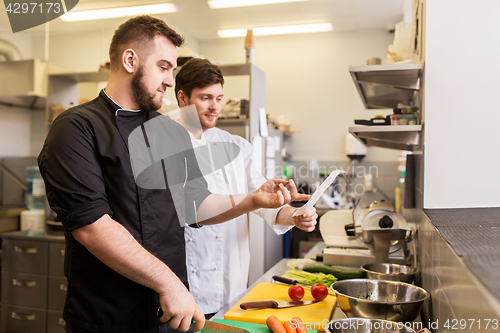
[238,135,294,235]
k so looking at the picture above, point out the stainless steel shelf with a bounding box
[349,63,422,109]
[349,125,422,151]
[49,71,110,83]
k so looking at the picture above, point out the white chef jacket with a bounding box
[184,127,292,314]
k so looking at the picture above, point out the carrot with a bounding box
[283,321,297,333]
[266,315,286,333]
[291,317,308,333]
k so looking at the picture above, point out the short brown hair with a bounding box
[175,58,224,103]
[109,15,185,70]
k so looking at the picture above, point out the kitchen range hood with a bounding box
[349,63,422,109]
[0,59,49,110]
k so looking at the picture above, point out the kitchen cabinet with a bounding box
[348,63,422,151]
[1,230,66,333]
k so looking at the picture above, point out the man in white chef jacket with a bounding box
[171,58,318,318]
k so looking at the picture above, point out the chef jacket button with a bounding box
[192,269,197,274]
[187,238,193,243]
[213,267,217,271]
[215,235,219,239]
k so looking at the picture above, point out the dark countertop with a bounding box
[0,229,65,241]
[424,207,500,301]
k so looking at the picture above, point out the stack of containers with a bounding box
[21,166,46,231]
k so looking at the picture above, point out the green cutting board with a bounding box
[207,319,318,333]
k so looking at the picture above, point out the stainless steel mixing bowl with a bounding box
[330,279,430,322]
[361,263,418,284]
[326,318,417,333]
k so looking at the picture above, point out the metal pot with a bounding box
[361,263,417,284]
[330,279,429,322]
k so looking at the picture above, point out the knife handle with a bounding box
[272,275,298,285]
[240,301,279,310]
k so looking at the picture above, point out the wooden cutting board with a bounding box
[224,283,336,332]
[207,319,318,333]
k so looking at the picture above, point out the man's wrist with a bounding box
[276,206,296,226]
[249,191,259,210]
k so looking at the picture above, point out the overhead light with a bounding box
[60,3,177,22]
[208,0,308,9]
[218,23,332,38]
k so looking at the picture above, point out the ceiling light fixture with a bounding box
[218,23,332,38]
[60,3,177,22]
[208,0,308,9]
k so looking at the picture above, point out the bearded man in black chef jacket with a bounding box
[38,15,308,333]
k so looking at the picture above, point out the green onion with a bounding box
[284,270,338,288]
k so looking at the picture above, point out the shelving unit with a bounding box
[349,63,423,151]
[349,125,422,151]
[349,63,422,110]
[46,70,110,132]
[215,63,265,141]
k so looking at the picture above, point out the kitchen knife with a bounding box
[202,320,251,333]
[272,276,336,296]
[240,300,318,310]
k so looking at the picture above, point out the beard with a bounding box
[131,65,163,111]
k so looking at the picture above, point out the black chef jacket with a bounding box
[38,90,211,332]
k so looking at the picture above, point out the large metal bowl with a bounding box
[361,263,418,284]
[330,279,430,322]
[326,318,416,333]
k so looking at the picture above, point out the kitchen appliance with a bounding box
[330,279,429,322]
[319,200,413,266]
[0,59,69,110]
[326,318,416,333]
[357,200,412,263]
[224,282,336,331]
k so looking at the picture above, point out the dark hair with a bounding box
[175,58,224,103]
[109,15,185,70]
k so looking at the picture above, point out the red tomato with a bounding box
[310,283,328,301]
[288,285,305,301]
